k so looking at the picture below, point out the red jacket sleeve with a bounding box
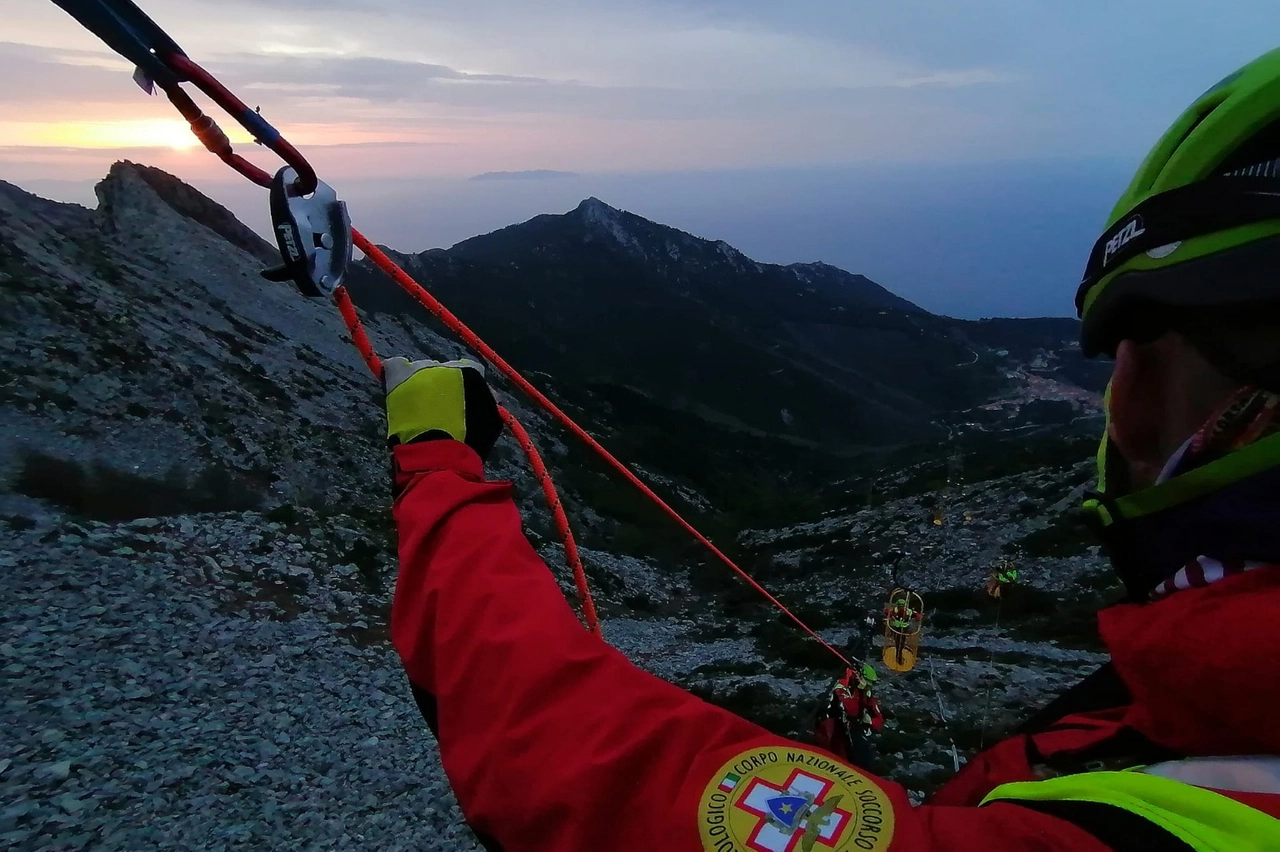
[389,441,1109,852]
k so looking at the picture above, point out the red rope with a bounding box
[501,408,601,635]
[352,230,855,669]
[334,286,383,377]
[65,0,854,668]
[331,278,601,634]
[164,53,317,193]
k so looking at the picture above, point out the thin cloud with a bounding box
[202,50,1011,121]
[217,53,553,93]
[893,69,1015,88]
[0,41,140,106]
[470,170,580,181]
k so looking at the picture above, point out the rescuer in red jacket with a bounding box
[384,50,1280,852]
[815,666,884,772]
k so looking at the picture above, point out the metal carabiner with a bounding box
[163,55,317,194]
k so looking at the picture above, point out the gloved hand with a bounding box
[382,356,503,460]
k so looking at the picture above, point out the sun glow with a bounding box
[42,118,198,150]
[3,118,252,151]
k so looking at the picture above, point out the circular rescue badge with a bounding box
[697,747,895,852]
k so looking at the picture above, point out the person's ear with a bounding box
[1109,338,1169,488]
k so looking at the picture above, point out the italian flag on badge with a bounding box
[718,772,741,793]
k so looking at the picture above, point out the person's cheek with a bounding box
[1108,340,1167,488]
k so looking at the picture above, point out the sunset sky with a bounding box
[4,1,1280,316]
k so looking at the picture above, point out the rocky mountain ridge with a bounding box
[345,196,1108,459]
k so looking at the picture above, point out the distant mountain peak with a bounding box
[575,196,621,218]
[574,197,645,256]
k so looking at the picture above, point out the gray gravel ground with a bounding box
[0,515,480,852]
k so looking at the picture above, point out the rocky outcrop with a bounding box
[0,162,559,518]
[98,161,278,264]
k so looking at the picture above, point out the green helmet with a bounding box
[1078,47,1280,358]
[861,663,878,683]
[1078,47,1280,598]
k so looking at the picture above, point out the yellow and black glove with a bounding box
[382,356,503,460]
